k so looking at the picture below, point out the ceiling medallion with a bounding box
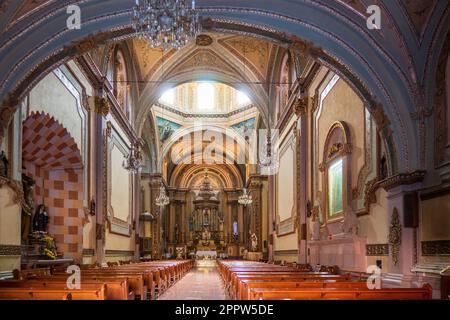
[132,0,201,51]
[196,34,213,46]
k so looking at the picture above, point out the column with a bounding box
[238,204,244,245]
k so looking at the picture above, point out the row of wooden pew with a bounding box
[0,260,194,300]
[218,260,432,300]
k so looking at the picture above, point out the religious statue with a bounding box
[0,150,8,177]
[21,173,35,241]
[33,204,49,234]
[202,227,211,241]
[219,219,224,232]
[251,233,258,252]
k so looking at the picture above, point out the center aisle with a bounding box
[158,262,227,300]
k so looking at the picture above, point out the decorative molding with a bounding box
[0,244,21,256]
[362,177,379,213]
[388,208,402,266]
[94,96,111,117]
[105,250,134,257]
[434,29,450,167]
[196,34,213,46]
[378,170,426,191]
[82,248,95,256]
[274,249,298,255]
[154,102,255,119]
[0,176,25,206]
[421,241,450,256]
[293,96,308,117]
[366,244,389,256]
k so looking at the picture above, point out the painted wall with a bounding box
[29,72,83,150]
[0,186,21,271]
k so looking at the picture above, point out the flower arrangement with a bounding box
[41,235,58,260]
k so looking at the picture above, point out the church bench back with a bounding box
[41,272,147,300]
[230,274,351,299]
[0,285,106,300]
[239,280,369,300]
[247,284,433,300]
[0,279,130,300]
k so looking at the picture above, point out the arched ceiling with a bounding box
[0,0,449,173]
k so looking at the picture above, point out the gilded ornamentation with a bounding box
[378,170,425,191]
[318,162,325,172]
[288,35,314,56]
[366,244,389,256]
[95,96,111,117]
[362,177,379,211]
[196,34,213,46]
[421,240,450,256]
[327,142,351,160]
[311,92,319,113]
[105,121,112,138]
[434,30,450,166]
[388,208,402,266]
[293,96,308,117]
[372,103,390,132]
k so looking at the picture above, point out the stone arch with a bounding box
[0,0,430,173]
[22,111,84,262]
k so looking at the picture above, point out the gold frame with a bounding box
[320,121,352,224]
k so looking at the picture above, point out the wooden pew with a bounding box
[248,284,433,300]
[0,284,106,300]
[239,280,368,300]
[0,279,132,300]
[231,274,351,300]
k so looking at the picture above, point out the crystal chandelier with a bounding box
[132,0,201,50]
[238,188,253,206]
[123,144,143,173]
[155,184,170,207]
[258,129,279,172]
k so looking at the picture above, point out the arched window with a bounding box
[197,82,215,110]
[320,121,352,221]
[160,88,175,105]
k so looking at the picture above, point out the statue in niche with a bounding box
[219,218,224,232]
[33,204,49,234]
[0,150,8,177]
[21,173,35,241]
[251,233,258,252]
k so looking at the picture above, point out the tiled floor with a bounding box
[158,263,227,300]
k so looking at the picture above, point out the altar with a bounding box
[196,250,217,259]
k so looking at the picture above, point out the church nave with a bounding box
[0,0,449,303]
[158,264,226,300]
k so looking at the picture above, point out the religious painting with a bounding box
[156,117,182,144]
[328,158,343,216]
[114,50,128,114]
[231,118,255,139]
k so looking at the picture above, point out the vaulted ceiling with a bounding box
[0,0,449,174]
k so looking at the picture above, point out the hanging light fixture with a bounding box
[155,184,170,207]
[258,128,279,172]
[132,0,201,51]
[238,188,253,206]
[123,143,143,173]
